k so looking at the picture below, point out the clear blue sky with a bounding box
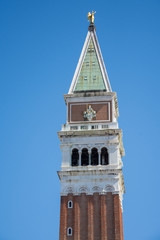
[0,0,160,239]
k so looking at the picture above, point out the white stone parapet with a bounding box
[61,122,118,131]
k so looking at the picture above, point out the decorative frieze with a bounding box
[58,169,124,198]
[60,183,122,196]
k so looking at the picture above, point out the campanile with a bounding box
[58,12,125,240]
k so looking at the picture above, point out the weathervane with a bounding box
[87,11,96,23]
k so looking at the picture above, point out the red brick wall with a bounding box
[59,193,123,240]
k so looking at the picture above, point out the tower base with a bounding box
[59,192,123,240]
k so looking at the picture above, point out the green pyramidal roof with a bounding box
[74,38,106,92]
[68,25,112,94]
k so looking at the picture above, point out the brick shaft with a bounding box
[59,193,123,240]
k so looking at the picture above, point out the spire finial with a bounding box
[87,11,96,24]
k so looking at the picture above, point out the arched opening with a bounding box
[71,148,79,166]
[67,227,72,236]
[81,148,89,166]
[91,148,98,165]
[68,200,73,208]
[101,147,109,165]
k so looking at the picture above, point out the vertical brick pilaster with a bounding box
[88,195,94,240]
[80,193,88,239]
[67,194,74,240]
[119,200,124,240]
[113,194,123,240]
[73,195,80,240]
[93,193,101,240]
[101,194,107,240]
[59,196,67,240]
[106,193,114,240]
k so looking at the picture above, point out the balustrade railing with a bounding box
[61,122,118,131]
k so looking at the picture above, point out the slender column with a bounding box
[79,150,82,166]
[107,147,111,165]
[89,150,91,165]
[98,151,101,165]
[70,151,72,166]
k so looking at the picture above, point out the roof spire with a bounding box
[88,11,96,31]
[68,12,112,94]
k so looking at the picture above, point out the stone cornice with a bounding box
[57,168,122,180]
[58,128,125,157]
[64,92,117,104]
[58,128,122,138]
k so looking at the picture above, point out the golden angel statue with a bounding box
[87,11,96,23]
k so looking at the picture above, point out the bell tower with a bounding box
[58,13,125,240]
